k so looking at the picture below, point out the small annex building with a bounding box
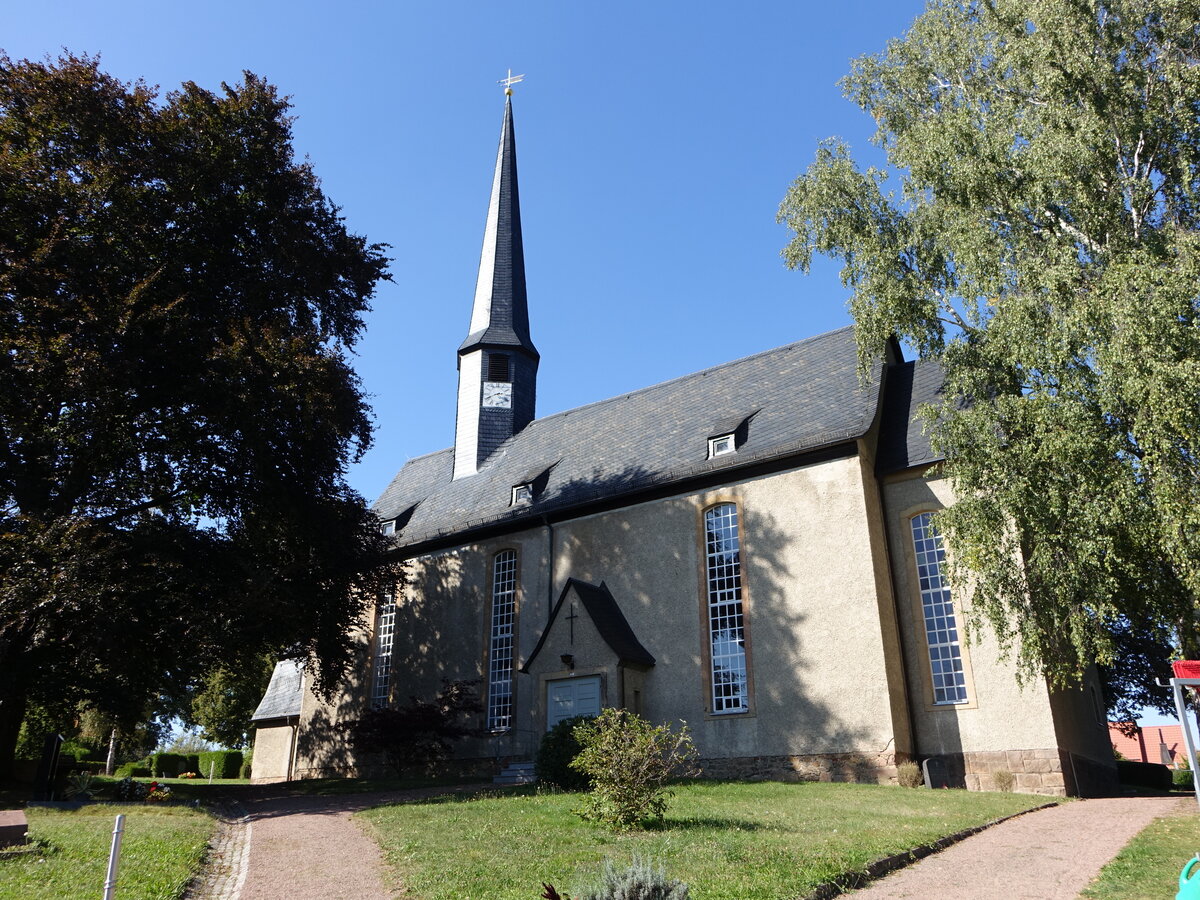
[252,93,1116,796]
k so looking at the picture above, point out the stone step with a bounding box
[493,760,537,785]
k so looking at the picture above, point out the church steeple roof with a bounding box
[459,95,538,360]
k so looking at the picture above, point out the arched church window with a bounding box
[487,549,518,730]
[909,512,968,704]
[704,503,749,713]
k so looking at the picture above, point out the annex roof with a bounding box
[522,579,655,672]
[376,325,927,548]
[251,659,304,722]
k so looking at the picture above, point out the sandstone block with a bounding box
[0,810,27,848]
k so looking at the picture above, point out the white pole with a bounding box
[208,761,215,785]
[102,813,125,900]
[1170,677,1200,812]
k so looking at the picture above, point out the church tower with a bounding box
[453,89,539,480]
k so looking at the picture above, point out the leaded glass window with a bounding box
[371,591,396,709]
[487,550,518,730]
[704,503,749,713]
[910,513,968,704]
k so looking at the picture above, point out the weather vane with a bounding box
[498,69,525,96]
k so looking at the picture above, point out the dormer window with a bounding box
[380,519,397,536]
[708,434,736,458]
[511,483,533,505]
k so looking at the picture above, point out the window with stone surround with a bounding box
[704,503,749,713]
[487,549,518,730]
[909,512,968,704]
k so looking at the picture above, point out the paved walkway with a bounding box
[848,795,1187,899]
[186,785,489,900]
[185,789,1187,900]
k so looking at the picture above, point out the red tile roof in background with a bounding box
[1109,723,1188,765]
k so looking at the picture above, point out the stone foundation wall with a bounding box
[694,747,1114,797]
[958,749,1066,796]
[699,750,899,785]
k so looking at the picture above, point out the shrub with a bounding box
[64,771,97,800]
[535,716,594,790]
[198,750,244,779]
[897,761,922,788]
[115,763,152,778]
[570,709,698,829]
[343,679,482,775]
[239,756,252,780]
[59,741,93,763]
[114,777,149,801]
[1173,768,1195,788]
[581,856,689,900]
[993,770,1015,792]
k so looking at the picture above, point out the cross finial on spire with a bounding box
[498,69,525,96]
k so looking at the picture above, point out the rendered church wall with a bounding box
[292,610,373,778]
[397,526,552,762]
[1047,677,1118,792]
[250,723,295,783]
[549,454,904,769]
[882,470,1093,794]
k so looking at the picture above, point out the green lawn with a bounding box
[0,805,214,900]
[358,781,1050,900]
[1081,805,1200,900]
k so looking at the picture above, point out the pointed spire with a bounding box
[452,91,540,480]
[459,95,538,360]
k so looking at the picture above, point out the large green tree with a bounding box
[779,0,1200,710]
[188,657,276,750]
[0,53,397,775]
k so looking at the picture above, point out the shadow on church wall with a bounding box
[536,462,892,782]
[304,460,919,784]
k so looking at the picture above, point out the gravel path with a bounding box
[848,795,1187,899]
[186,784,490,900]
[186,788,1186,900]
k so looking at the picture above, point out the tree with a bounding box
[778,0,1200,709]
[0,52,398,776]
[188,656,276,749]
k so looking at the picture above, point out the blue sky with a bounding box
[6,0,924,497]
[9,3,1178,728]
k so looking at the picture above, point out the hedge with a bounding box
[151,752,199,777]
[197,750,245,780]
[115,764,151,778]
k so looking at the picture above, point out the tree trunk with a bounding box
[105,727,117,776]
[0,683,29,781]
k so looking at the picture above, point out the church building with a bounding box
[251,92,1116,797]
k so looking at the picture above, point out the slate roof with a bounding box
[459,95,537,358]
[875,359,949,475]
[522,579,656,671]
[251,659,304,722]
[376,325,913,549]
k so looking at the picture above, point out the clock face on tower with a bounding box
[482,381,512,409]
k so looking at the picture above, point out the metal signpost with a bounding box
[1159,671,1200,812]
